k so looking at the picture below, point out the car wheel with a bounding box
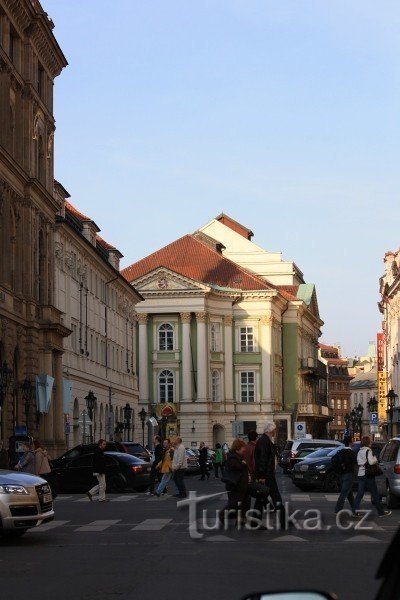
[324,473,340,493]
[107,474,126,493]
[386,482,400,509]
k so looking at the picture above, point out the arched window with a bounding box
[158,323,174,351]
[159,369,174,403]
[212,370,220,402]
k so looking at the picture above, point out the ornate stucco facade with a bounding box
[0,0,69,451]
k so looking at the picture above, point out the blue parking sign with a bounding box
[369,412,378,424]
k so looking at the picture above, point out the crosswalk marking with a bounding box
[324,495,339,502]
[132,518,172,531]
[36,520,70,532]
[290,495,311,501]
[111,495,138,502]
[55,496,73,501]
[75,519,121,532]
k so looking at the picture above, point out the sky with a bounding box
[44,0,400,358]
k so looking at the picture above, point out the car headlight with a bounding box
[0,485,29,495]
[315,465,326,471]
[300,465,309,472]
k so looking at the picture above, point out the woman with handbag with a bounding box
[352,436,391,517]
[219,439,250,526]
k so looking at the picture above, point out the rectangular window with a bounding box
[212,371,220,402]
[210,323,220,352]
[240,326,254,352]
[337,399,341,410]
[330,398,334,409]
[240,371,255,403]
[343,399,347,410]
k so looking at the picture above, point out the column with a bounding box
[53,350,64,447]
[223,315,234,401]
[137,313,149,403]
[261,313,273,407]
[180,312,192,402]
[195,312,208,402]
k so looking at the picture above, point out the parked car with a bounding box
[185,449,200,473]
[51,442,127,469]
[0,470,54,537]
[119,442,152,463]
[188,448,214,472]
[287,447,326,473]
[51,451,152,493]
[377,437,400,508]
[279,438,342,474]
[291,445,345,492]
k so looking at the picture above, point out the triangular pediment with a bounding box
[131,267,210,294]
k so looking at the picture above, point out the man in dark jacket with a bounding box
[0,440,9,470]
[333,437,357,514]
[148,435,163,495]
[87,439,108,502]
[254,422,286,529]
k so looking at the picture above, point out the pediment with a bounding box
[132,267,209,293]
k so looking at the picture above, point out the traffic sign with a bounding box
[232,421,244,437]
[369,412,378,424]
[294,422,306,439]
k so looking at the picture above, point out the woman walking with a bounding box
[199,442,210,481]
[353,436,391,517]
[219,439,250,526]
[154,439,179,497]
[33,440,57,498]
[213,443,225,478]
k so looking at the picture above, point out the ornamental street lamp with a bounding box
[85,390,97,443]
[123,402,133,441]
[386,389,398,439]
[355,402,364,437]
[139,407,147,446]
[367,395,378,414]
[21,379,34,432]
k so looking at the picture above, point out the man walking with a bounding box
[333,437,357,514]
[87,439,108,503]
[199,441,210,481]
[172,437,187,498]
[244,430,258,481]
[254,422,286,529]
[147,435,163,495]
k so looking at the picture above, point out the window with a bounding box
[343,399,347,410]
[330,398,334,409]
[337,415,342,425]
[210,323,220,352]
[240,371,255,403]
[337,399,341,410]
[354,393,358,403]
[360,393,364,405]
[158,323,174,351]
[212,370,220,402]
[240,326,254,352]
[159,370,174,403]
[38,62,45,99]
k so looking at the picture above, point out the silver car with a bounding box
[378,437,400,508]
[0,470,54,537]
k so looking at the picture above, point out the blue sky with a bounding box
[45,0,400,357]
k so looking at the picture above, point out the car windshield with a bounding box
[327,446,344,457]
[303,448,334,459]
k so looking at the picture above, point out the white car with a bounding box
[0,470,54,537]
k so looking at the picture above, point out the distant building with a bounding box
[319,344,351,440]
[349,370,378,438]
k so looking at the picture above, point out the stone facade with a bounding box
[319,345,351,440]
[0,1,69,452]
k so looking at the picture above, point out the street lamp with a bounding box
[20,379,34,432]
[367,395,378,413]
[355,402,364,437]
[123,402,133,441]
[84,390,97,443]
[386,389,398,439]
[139,407,147,446]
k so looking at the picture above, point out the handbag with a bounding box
[365,451,383,477]
[221,467,243,487]
[249,480,271,500]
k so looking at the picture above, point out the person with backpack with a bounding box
[332,437,357,514]
[352,436,391,517]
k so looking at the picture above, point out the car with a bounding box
[287,447,326,473]
[291,445,345,492]
[119,441,152,462]
[0,470,54,537]
[187,448,214,472]
[51,442,127,469]
[185,449,200,473]
[377,437,400,508]
[51,451,152,493]
[279,438,343,474]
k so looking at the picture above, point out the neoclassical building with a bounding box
[122,215,329,446]
[53,184,142,448]
[0,1,69,451]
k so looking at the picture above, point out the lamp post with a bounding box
[367,395,378,440]
[21,379,34,433]
[386,389,398,439]
[139,407,147,446]
[84,390,97,443]
[355,402,364,437]
[123,402,133,441]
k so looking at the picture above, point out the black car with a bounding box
[51,442,127,469]
[119,442,152,462]
[291,446,345,492]
[52,451,152,493]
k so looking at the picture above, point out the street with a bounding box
[1,472,397,600]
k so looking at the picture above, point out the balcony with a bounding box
[300,357,318,376]
[298,403,333,420]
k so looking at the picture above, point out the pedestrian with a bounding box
[213,443,225,478]
[33,439,57,497]
[219,438,250,526]
[147,435,163,495]
[199,441,210,481]
[254,422,286,529]
[87,439,108,503]
[352,436,391,517]
[332,437,357,514]
[15,442,35,474]
[244,430,258,481]
[172,437,187,498]
[0,440,9,470]
[154,439,179,497]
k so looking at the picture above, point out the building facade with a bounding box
[319,344,351,440]
[53,184,142,448]
[122,215,330,447]
[349,370,378,438]
[0,1,69,452]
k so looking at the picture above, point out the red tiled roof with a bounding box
[65,201,91,222]
[121,235,274,292]
[278,285,299,301]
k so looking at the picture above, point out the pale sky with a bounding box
[44,0,400,358]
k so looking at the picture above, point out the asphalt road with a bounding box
[1,472,398,600]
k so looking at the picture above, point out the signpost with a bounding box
[294,422,306,439]
[78,410,92,444]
